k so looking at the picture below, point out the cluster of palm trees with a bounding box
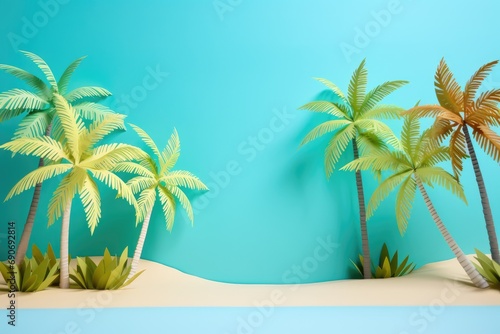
[0,51,207,288]
[301,59,499,288]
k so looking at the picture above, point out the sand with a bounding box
[0,256,498,309]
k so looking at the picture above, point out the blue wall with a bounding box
[0,0,498,284]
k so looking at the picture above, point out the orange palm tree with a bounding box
[407,59,500,263]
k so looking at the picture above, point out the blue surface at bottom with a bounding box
[0,306,498,334]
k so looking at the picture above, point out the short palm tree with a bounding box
[299,59,407,279]
[0,50,117,265]
[113,125,208,277]
[406,59,500,264]
[0,94,143,288]
[343,115,489,288]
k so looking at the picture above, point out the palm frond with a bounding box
[13,110,53,138]
[434,58,463,112]
[395,176,416,234]
[80,175,101,234]
[72,102,117,122]
[430,117,455,143]
[464,60,498,110]
[160,129,181,174]
[81,144,147,170]
[355,119,401,150]
[472,125,500,162]
[161,170,208,190]
[360,104,405,120]
[449,125,467,178]
[469,89,500,126]
[359,81,408,115]
[64,86,111,103]
[300,120,350,147]
[87,169,136,207]
[20,50,58,91]
[52,94,85,162]
[348,59,368,112]
[0,136,69,162]
[341,151,409,173]
[415,167,466,203]
[367,170,413,219]
[130,124,162,162]
[298,101,350,119]
[401,115,420,158]
[127,176,157,194]
[113,162,155,178]
[0,64,50,97]
[5,164,72,201]
[47,168,84,226]
[158,186,176,231]
[0,108,26,122]
[418,146,450,168]
[57,56,87,94]
[137,187,156,223]
[80,113,126,151]
[313,77,347,101]
[355,131,387,156]
[0,89,48,113]
[404,104,462,123]
[168,185,194,223]
[324,124,356,177]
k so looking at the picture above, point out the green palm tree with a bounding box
[343,115,489,288]
[113,125,208,277]
[0,51,118,265]
[299,59,408,279]
[0,94,143,288]
[406,59,500,264]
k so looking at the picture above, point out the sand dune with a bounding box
[0,256,498,309]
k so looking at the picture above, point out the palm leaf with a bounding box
[342,151,409,173]
[160,128,181,174]
[415,167,467,203]
[58,56,87,94]
[20,50,58,91]
[313,77,347,101]
[13,110,53,138]
[355,131,387,156]
[137,187,156,223]
[168,185,194,223]
[360,104,405,120]
[161,170,208,190]
[348,59,368,111]
[395,176,416,234]
[130,124,162,162]
[401,115,420,157]
[81,144,146,170]
[158,186,176,231]
[87,169,136,207]
[449,125,467,178]
[52,94,85,162]
[367,170,413,219]
[355,119,401,150]
[64,86,111,103]
[73,102,116,121]
[0,89,48,112]
[463,60,498,110]
[324,124,356,177]
[0,64,50,97]
[359,81,408,114]
[300,120,350,147]
[404,104,462,123]
[298,101,350,119]
[6,164,72,201]
[80,113,126,151]
[128,176,157,194]
[113,162,155,178]
[0,136,69,161]
[80,175,101,234]
[472,125,500,162]
[434,58,464,112]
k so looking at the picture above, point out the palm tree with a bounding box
[343,115,489,288]
[113,125,208,278]
[406,59,500,264]
[0,94,144,288]
[0,50,118,265]
[299,59,408,279]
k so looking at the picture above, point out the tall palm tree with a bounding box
[299,59,408,279]
[406,59,500,264]
[343,115,489,288]
[0,94,143,288]
[0,51,118,265]
[113,125,208,278]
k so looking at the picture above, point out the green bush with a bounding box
[70,247,144,290]
[0,244,60,292]
[473,249,500,288]
[352,243,415,278]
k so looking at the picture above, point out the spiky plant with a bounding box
[406,59,500,264]
[0,95,144,288]
[0,51,119,265]
[343,115,489,288]
[299,59,408,279]
[112,125,208,278]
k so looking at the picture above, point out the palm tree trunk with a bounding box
[15,124,53,265]
[59,200,72,289]
[128,208,153,279]
[353,139,372,279]
[415,176,488,288]
[462,124,499,264]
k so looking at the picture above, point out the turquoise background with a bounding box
[0,0,499,284]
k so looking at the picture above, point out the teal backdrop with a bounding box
[0,0,498,284]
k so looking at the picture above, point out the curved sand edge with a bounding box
[0,255,498,308]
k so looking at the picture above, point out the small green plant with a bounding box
[70,247,144,290]
[352,243,415,278]
[0,244,60,292]
[473,249,500,288]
